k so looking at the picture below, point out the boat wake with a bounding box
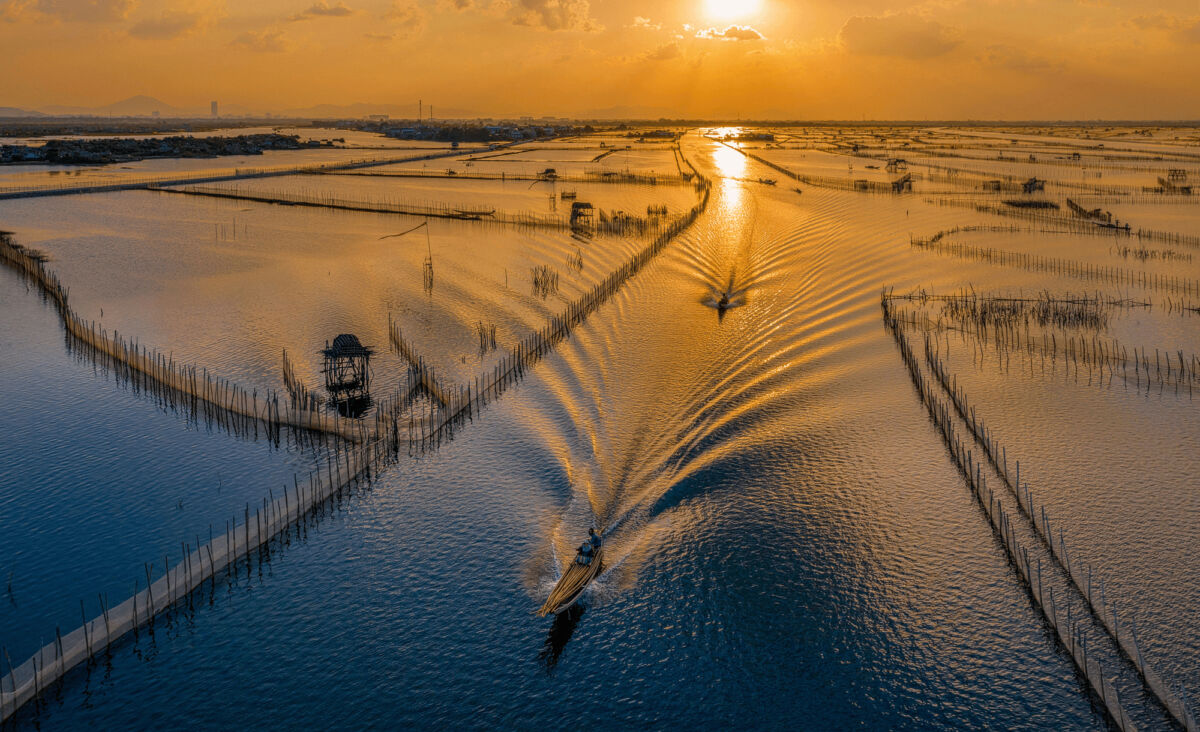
[528,135,832,628]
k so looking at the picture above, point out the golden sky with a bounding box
[3,0,1200,118]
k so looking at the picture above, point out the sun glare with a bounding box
[704,0,762,21]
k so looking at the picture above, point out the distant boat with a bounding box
[536,549,604,617]
[758,178,776,185]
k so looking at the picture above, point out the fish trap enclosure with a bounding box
[322,334,373,416]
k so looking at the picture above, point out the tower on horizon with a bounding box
[211,101,218,118]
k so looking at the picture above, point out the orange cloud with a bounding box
[382,0,426,38]
[229,27,289,52]
[642,40,679,60]
[839,13,959,59]
[505,0,599,31]
[695,25,763,41]
[35,0,135,21]
[290,0,354,21]
[129,9,200,38]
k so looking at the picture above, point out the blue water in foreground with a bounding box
[0,268,319,663]
[1,137,1137,729]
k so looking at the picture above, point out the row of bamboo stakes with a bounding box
[716,141,803,184]
[883,140,1200,171]
[890,297,1200,394]
[883,291,1199,731]
[717,139,939,194]
[746,139,1198,203]
[402,171,713,451]
[0,235,426,720]
[387,318,452,407]
[1066,193,1200,207]
[155,185,560,227]
[321,168,690,187]
[0,145,483,200]
[0,430,401,723]
[154,184,689,238]
[282,347,325,412]
[0,235,365,445]
[1112,244,1193,263]
[910,227,1200,297]
[908,158,1140,196]
[925,198,1200,250]
[885,298,1139,729]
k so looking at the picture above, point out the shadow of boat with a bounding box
[538,604,585,673]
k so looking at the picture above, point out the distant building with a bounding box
[210,101,218,118]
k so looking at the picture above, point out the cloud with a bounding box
[642,41,680,61]
[1127,12,1200,43]
[383,0,427,37]
[129,9,201,38]
[1129,12,1178,31]
[839,13,959,59]
[34,0,135,21]
[230,27,290,52]
[505,0,600,32]
[290,0,354,21]
[629,15,659,30]
[695,24,763,41]
[1175,19,1200,44]
[0,0,36,21]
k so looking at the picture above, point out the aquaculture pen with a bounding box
[910,229,1200,297]
[0,147,716,721]
[883,291,1199,731]
[408,176,713,449]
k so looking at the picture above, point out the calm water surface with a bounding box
[5,130,1200,728]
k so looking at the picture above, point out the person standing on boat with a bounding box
[588,528,602,554]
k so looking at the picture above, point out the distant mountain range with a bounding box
[0,107,45,117]
[0,96,484,120]
[35,96,178,116]
[1,96,713,121]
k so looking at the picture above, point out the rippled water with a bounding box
[3,129,1199,729]
[0,267,318,663]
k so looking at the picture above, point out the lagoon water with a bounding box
[3,128,1199,729]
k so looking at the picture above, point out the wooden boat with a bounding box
[536,549,604,617]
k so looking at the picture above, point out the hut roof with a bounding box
[322,333,373,357]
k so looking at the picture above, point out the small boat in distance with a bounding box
[537,547,604,617]
[717,292,730,311]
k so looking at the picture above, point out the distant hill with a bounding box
[104,95,189,116]
[0,107,44,117]
[38,96,196,117]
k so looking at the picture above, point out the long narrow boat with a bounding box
[536,549,604,617]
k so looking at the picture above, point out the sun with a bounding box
[704,0,762,22]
